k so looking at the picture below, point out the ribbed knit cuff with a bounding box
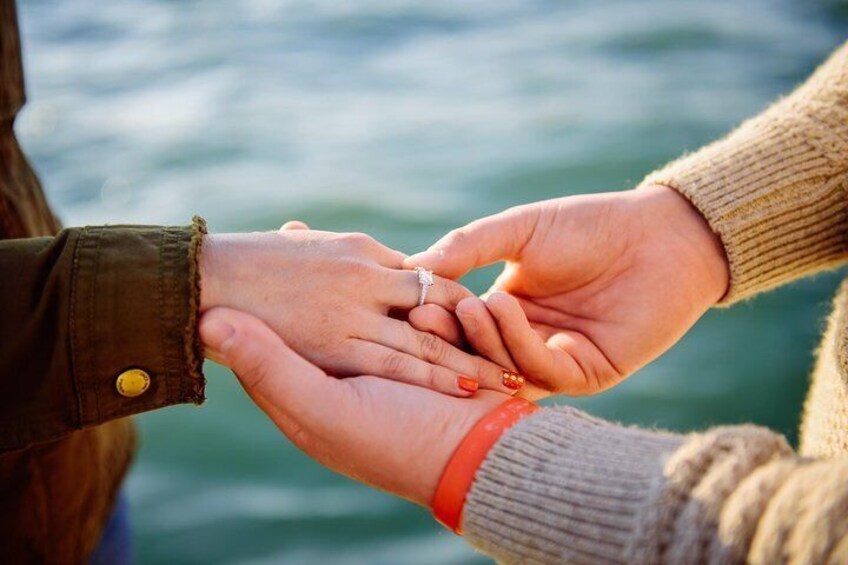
[463,406,683,564]
[641,43,848,304]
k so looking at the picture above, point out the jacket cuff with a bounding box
[463,407,683,564]
[70,217,207,426]
[640,44,848,303]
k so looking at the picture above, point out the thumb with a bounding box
[404,205,538,280]
[199,307,336,421]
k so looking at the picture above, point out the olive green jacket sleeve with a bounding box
[0,218,207,449]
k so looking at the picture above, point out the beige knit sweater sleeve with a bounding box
[462,43,848,563]
[463,407,848,564]
[643,41,848,303]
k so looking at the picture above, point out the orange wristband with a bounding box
[431,398,539,534]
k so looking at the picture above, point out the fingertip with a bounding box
[406,305,428,327]
[408,304,464,347]
[199,308,237,356]
[456,296,487,317]
[484,291,525,322]
[481,367,525,396]
[199,308,281,374]
[501,370,526,392]
[485,290,514,307]
[280,220,310,231]
[407,305,440,334]
[456,295,484,311]
[455,297,483,334]
[457,375,480,395]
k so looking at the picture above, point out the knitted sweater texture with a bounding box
[464,42,848,564]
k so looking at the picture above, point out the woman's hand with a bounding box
[405,185,730,397]
[200,307,508,505]
[199,227,517,396]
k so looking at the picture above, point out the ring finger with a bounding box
[342,339,481,397]
[361,315,521,395]
[380,268,474,312]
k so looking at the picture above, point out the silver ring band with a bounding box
[416,267,434,307]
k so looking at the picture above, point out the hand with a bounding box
[199,225,519,396]
[200,307,508,505]
[405,185,730,397]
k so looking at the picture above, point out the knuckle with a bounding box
[441,278,471,304]
[341,232,376,250]
[240,354,270,391]
[444,227,470,250]
[381,351,411,378]
[342,258,376,280]
[507,204,528,217]
[418,331,448,362]
[424,365,442,391]
[472,357,493,381]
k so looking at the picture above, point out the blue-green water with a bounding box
[15,0,848,562]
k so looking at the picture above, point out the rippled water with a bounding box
[15,0,848,562]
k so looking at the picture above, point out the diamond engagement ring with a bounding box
[416,267,434,306]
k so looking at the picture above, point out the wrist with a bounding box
[199,233,223,312]
[636,183,730,304]
[431,398,539,534]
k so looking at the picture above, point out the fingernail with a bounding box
[458,376,479,393]
[502,371,525,391]
[204,346,226,364]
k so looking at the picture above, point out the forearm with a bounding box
[464,406,848,564]
[641,41,848,303]
[0,218,207,449]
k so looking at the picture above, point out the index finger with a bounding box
[402,205,538,280]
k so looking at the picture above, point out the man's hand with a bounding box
[200,307,507,505]
[198,227,518,396]
[405,185,730,397]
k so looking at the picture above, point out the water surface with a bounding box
[16,0,848,562]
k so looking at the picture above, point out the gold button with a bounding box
[116,369,151,398]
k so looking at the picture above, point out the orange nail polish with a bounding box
[502,371,525,391]
[458,376,479,393]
